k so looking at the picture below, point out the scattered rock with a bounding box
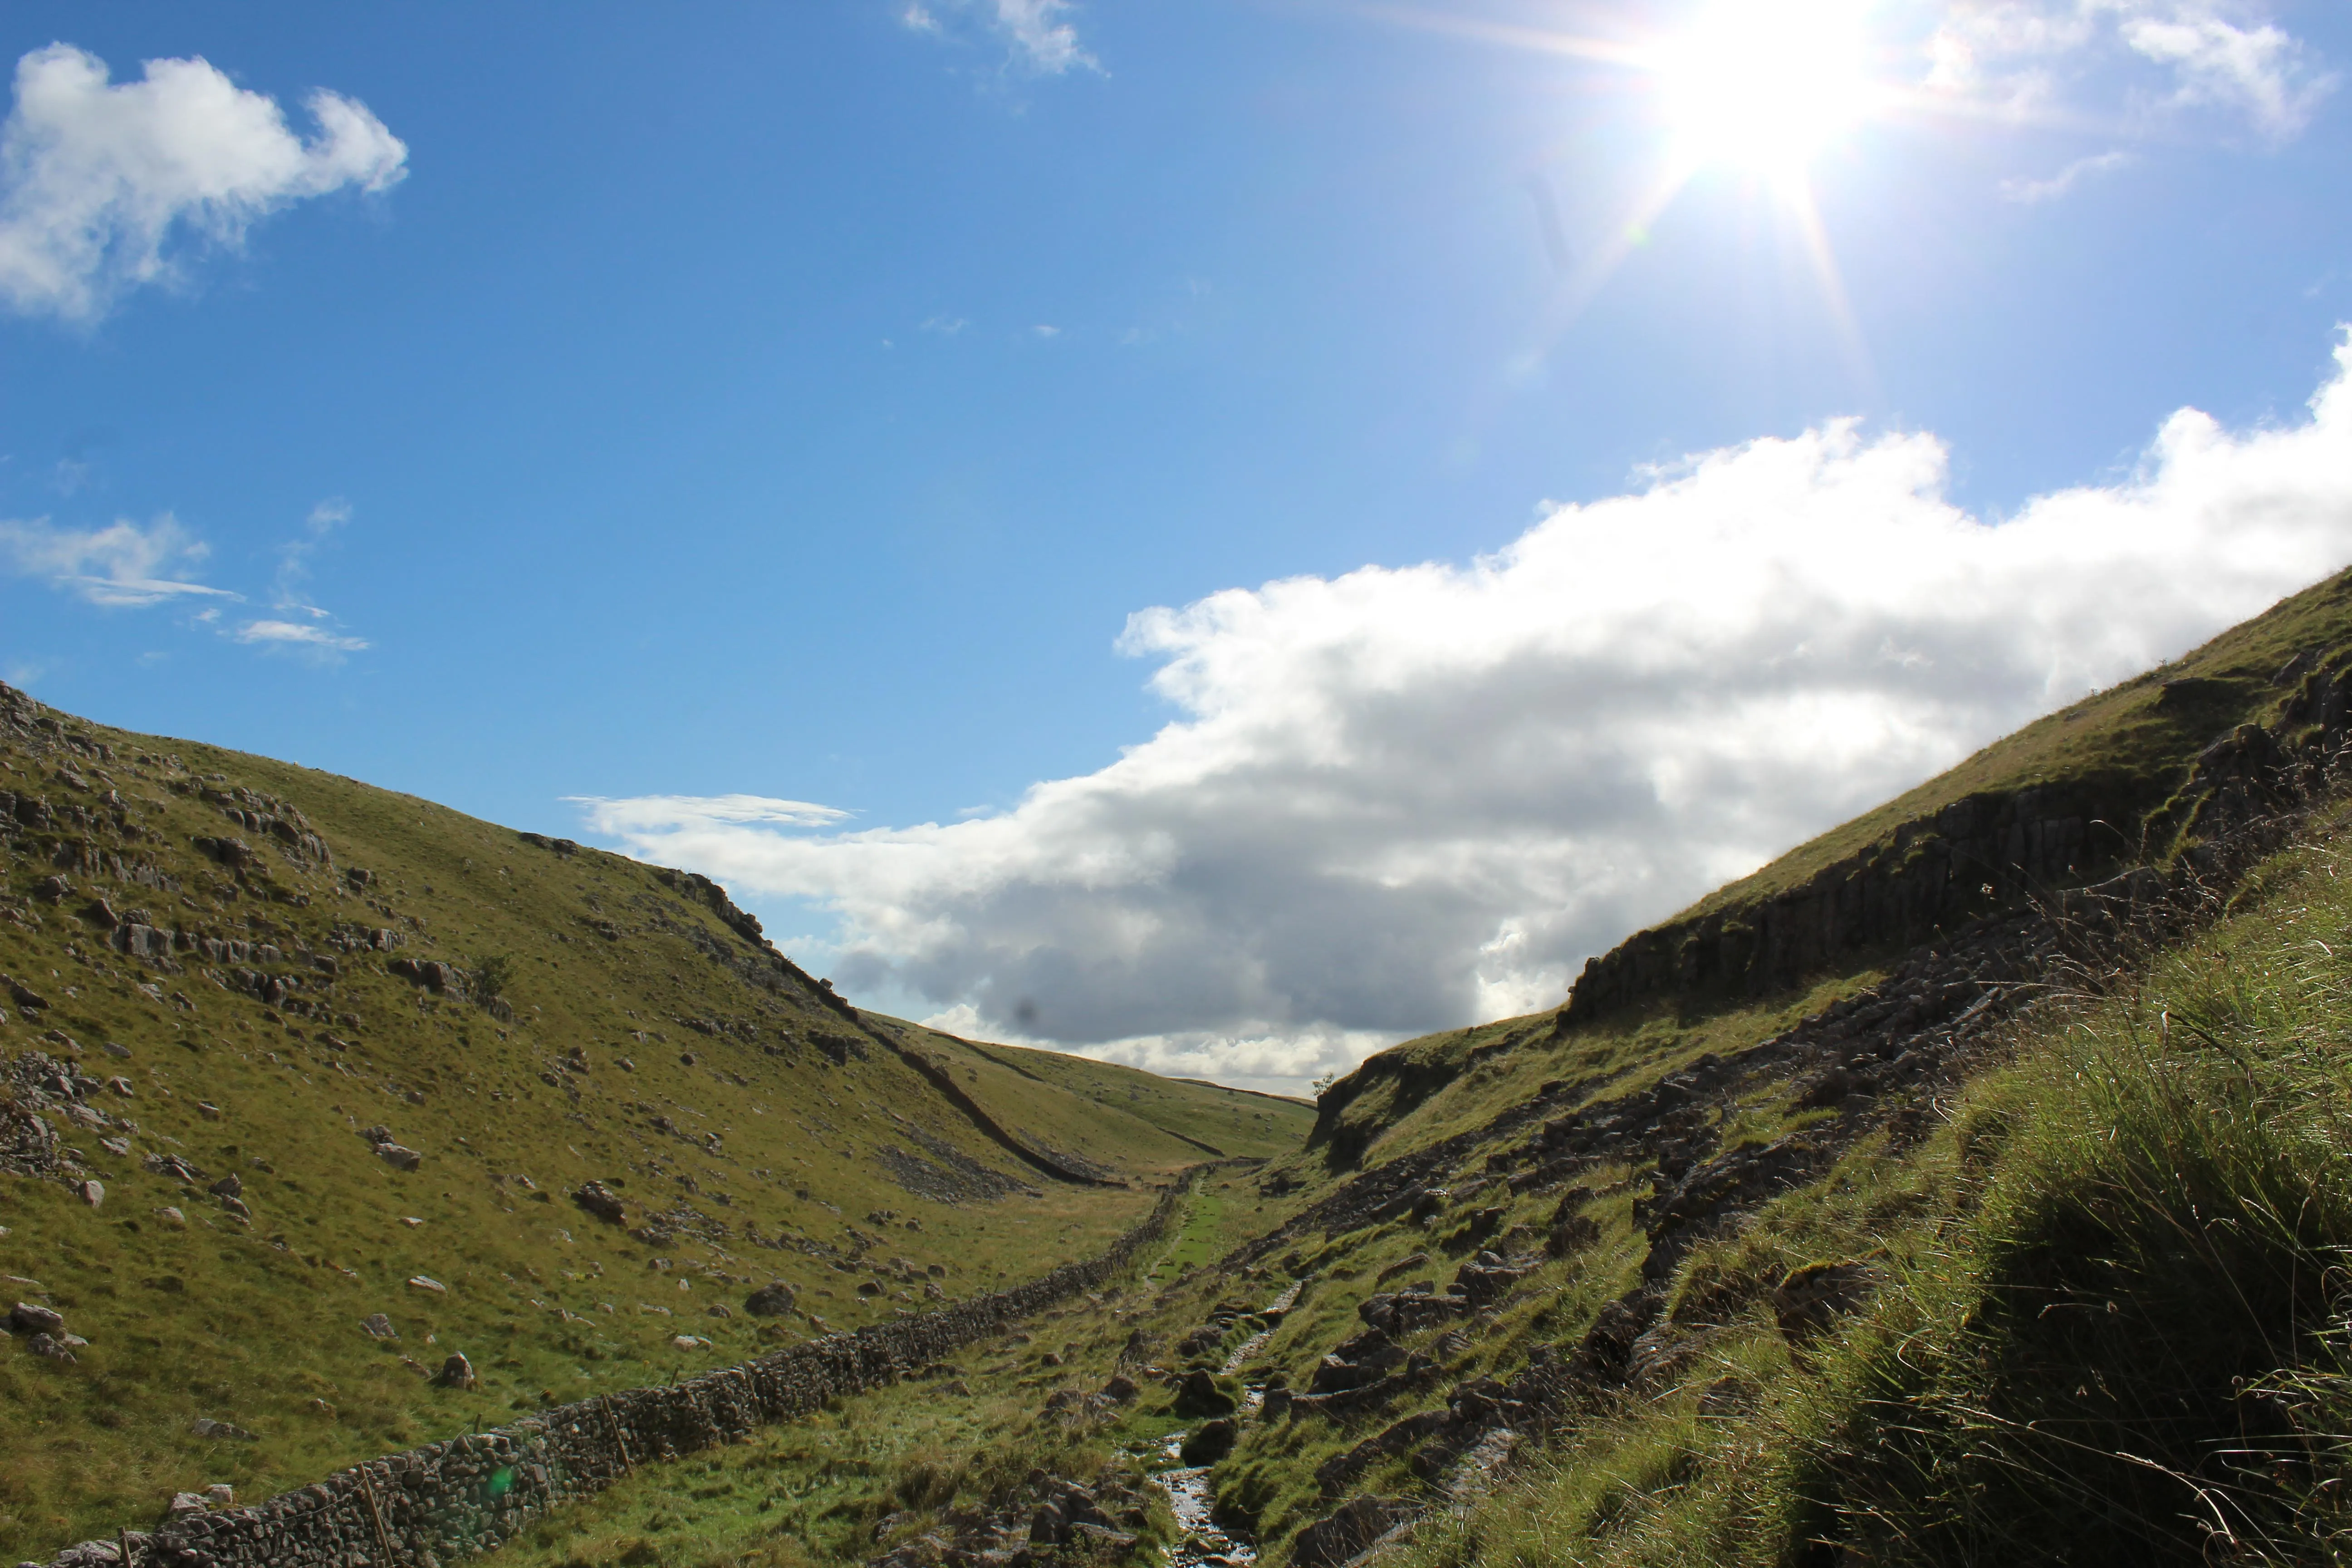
[1771,1261,1880,1346]
[204,1484,235,1508]
[1179,1417,1238,1465]
[208,1174,242,1200]
[572,1181,628,1225]
[9,1301,64,1334]
[743,1281,797,1317]
[360,1313,398,1341]
[144,1152,203,1184]
[431,1352,477,1389]
[157,1206,185,1226]
[1292,1496,1413,1568]
[374,1142,422,1171]
[191,1417,259,1442]
[26,1332,79,1362]
[76,1179,103,1208]
[1697,1376,1760,1416]
[407,1275,447,1294]
[1171,1367,1237,1417]
[1102,1372,1138,1402]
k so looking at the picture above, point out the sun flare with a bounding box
[1658,0,1876,176]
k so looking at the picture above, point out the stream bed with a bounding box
[1145,1279,1304,1568]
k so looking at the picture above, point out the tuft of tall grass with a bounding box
[1782,839,2352,1566]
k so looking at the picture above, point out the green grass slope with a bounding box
[0,682,1309,1560]
[905,1029,1312,1162]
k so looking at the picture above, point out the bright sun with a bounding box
[1657,0,1876,176]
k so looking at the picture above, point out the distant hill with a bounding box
[0,680,1311,1558]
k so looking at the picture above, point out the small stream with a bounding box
[1145,1279,1304,1568]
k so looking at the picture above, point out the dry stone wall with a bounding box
[29,1181,1196,1568]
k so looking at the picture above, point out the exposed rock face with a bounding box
[1559,650,2352,1028]
[1558,785,2104,1026]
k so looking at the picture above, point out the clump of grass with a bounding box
[1776,837,2352,1566]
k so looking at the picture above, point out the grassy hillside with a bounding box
[20,569,2352,1568]
[0,682,1311,1560]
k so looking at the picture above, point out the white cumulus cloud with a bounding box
[582,333,2352,1095]
[0,512,233,606]
[0,43,407,321]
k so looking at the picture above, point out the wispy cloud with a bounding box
[921,314,968,334]
[900,0,1098,77]
[0,513,235,606]
[232,618,368,652]
[2121,6,2334,138]
[1999,148,2131,201]
[271,495,352,613]
[0,43,407,321]
[992,0,1095,74]
[569,794,854,835]
[1926,0,2334,142]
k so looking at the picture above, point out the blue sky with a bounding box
[5,1,2352,1091]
